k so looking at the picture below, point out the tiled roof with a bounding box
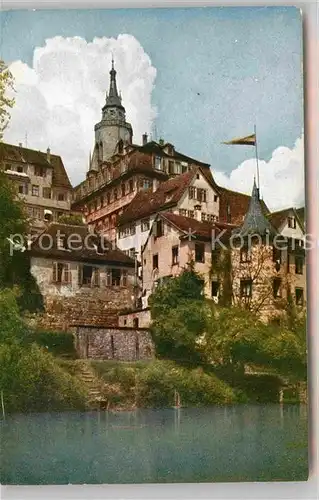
[236,180,277,237]
[133,141,210,168]
[118,169,196,225]
[161,212,237,242]
[29,223,135,266]
[218,186,270,225]
[0,142,72,189]
[70,308,119,327]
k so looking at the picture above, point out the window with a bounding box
[188,210,194,219]
[114,188,118,200]
[34,166,45,177]
[32,185,39,196]
[240,245,251,263]
[140,178,152,190]
[154,220,163,238]
[196,173,200,180]
[154,156,162,170]
[121,183,126,197]
[207,214,216,223]
[273,278,282,299]
[295,256,304,275]
[288,217,296,229]
[172,246,179,265]
[168,161,174,174]
[129,179,134,192]
[133,318,139,329]
[295,288,304,306]
[57,192,66,202]
[106,268,122,287]
[214,195,218,202]
[129,248,136,259]
[197,188,207,202]
[181,163,188,173]
[195,243,205,263]
[100,196,104,208]
[153,254,158,270]
[53,262,71,284]
[201,213,207,222]
[129,223,136,235]
[112,268,121,286]
[141,218,150,232]
[179,209,187,217]
[107,193,111,205]
[17,165,24,173]
[79,265,99,287]
[18,184,27,195]
[240,279,252,298]
[211,249,220,268]
[211,281,219,297]
[43,187,51,199]
[188,186,196,199]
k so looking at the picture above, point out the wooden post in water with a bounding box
[1,390,5,420]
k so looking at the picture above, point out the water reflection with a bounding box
[1,405,308,485]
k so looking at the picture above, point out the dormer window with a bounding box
[288,217,296,229]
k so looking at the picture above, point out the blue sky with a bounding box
[0,7,304,208]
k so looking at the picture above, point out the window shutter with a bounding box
[78,265,83,285]
[106,269,112,286]
[121,270,128,287]
[63,263,71,283]
[93,268,100,287]
[53,262,58,282]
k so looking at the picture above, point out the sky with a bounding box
[0,6,304,211]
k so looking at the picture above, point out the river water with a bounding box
[1,404,308,484]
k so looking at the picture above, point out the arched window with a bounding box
[118,139,124,154]
[96,143,100,162]
[99,142,103,161]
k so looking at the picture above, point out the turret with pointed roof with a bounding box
[90,58,133,171]
[103,57,125,112]
[235,179,277,238]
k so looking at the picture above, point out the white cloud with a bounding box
[214,135,305,211]
[5,35,157,185]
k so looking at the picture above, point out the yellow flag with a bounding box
[223,133,256,146]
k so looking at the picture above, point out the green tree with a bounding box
[0,60,15,140]
[58,213,85,226]
[0,171,43,311]
[149,264,207,364]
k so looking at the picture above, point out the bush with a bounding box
[91,360,236,408]
[0,343,87,413]
[29,330,77,358]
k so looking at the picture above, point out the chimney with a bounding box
[47,147,51,163]
[142,133,148,145]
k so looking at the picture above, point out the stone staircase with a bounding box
[77,362,109,410]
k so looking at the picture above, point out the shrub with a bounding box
[29,330,77,358]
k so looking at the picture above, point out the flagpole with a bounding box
[254,124,260,197]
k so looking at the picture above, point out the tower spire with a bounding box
[107,56,120,102]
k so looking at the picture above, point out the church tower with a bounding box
[90,58,133,172]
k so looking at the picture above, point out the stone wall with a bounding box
[75,326,154,361]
